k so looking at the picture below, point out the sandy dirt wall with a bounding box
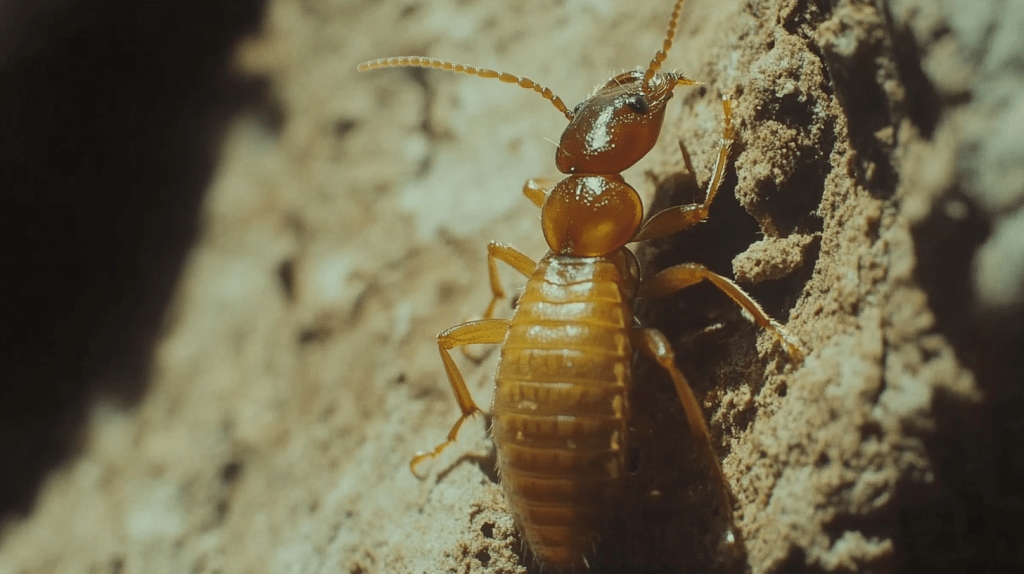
[1,0,1022,573]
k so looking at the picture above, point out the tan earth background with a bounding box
[1,0,1022,572]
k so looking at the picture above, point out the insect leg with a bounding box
[632,327,710,441]
[631,93,735,243]
[460,243,535,361]
[412,319,510,477]
[632,326,733,517]
[481,242,537,319]
[523,178,556,207]
[640,263,803,360]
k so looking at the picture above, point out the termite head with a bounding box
[555,70,687,175]
[554,0,700,175]
[541,173,643,257]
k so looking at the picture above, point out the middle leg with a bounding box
[460,241,535,361]
[479,242,536,320]
[640,262,803,360]
[522,177,555,207]
[411,318,509,476]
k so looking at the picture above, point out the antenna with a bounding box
[643,0,687,87]
[358,57,572,120]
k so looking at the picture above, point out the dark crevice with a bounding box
[277,258,297,302]
[744,75,835,236]
[781,0,832,36]
[641,163,773,359]
[829,73,897,195]
[821,496,898,570]
[905,167,1024,571]
[748,234,821,322]
[817,9,900,198]
[220,460,244,484]
[333,117,358,139]
[887,16,942,138]
[772,545,829,574]
[479,521,494,539]
[474,550,490,566]
[910,191,990,360]
[298,324,334,345]
[897,380,1024,572]
[644,164,757,282]
[639,127,815,368]
[756,148,831,237]
[805,40,836,99]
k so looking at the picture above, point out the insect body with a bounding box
[360,0,801,569]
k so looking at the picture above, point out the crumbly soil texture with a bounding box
[2,0,1022,573]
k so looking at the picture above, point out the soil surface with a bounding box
[1,0,1022,573]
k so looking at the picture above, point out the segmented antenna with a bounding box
[643,0,687,87]
[357,57,573,120]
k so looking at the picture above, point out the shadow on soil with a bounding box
[0,0,273,518]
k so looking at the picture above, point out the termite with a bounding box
[359,0,802,569]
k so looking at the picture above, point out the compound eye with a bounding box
[625,94,648,114]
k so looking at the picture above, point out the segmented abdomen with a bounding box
[491,253,634,569]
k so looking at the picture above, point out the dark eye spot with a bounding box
[625,94,648,114]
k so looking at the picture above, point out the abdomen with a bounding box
[491,252,634,568]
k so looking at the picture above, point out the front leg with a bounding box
[631,93,735,243]
[460,243,536,362]
[522,177,555,207]
[469,177,553,320]
[479,242,537,320]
